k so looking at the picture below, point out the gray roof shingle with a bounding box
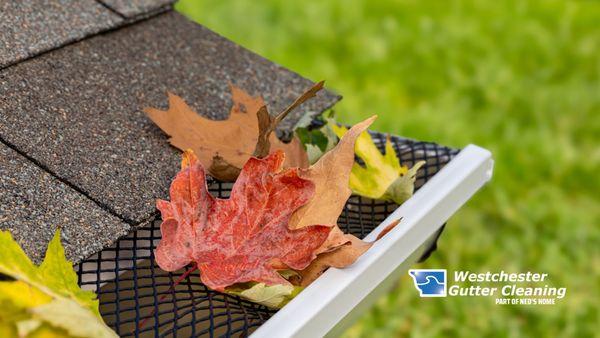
[0,143,130,264]
[0,0,123,68]
[0,10,340,261]
[98,0,175,18]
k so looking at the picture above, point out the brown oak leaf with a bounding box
[288,116,377,258]
[154,149,331,291]
[145,84,313,181]
[295,219,400,286]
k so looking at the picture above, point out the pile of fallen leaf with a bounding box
[146,82,425,308]
[0,81,425,336]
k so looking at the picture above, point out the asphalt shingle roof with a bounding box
[0,8,339,262]
[0,0,123,68]
[0,144,130,263]
[99,0,175,18]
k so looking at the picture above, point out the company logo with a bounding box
[408,269,566,305]
[408,269,447,297]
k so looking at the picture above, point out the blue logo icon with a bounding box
[409,269,447,297]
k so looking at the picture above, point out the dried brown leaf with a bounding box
[296,219,400,286]
[145,84,310,181]
[288,116,377,230]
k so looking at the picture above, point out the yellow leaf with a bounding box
[27,323,71,338]
[0,322,17,338]
[0,230,116,338]
[331,124,424,204]
[0,281,51,308]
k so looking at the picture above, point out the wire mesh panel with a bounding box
[76,131,459,337]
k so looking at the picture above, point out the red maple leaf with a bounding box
[155,150,331,291]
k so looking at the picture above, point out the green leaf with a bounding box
[228,283,302,309]
[296,127,329,152]
[296,117,339,164]
[0,230,117,338]
[38,232,100,317]
[381,160,425,204]
[331,124,425,204]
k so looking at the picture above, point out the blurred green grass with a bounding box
[176,0,599,336]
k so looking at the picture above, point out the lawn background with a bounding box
[176,0,599,336]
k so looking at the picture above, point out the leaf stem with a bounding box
[253,81,324,158]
